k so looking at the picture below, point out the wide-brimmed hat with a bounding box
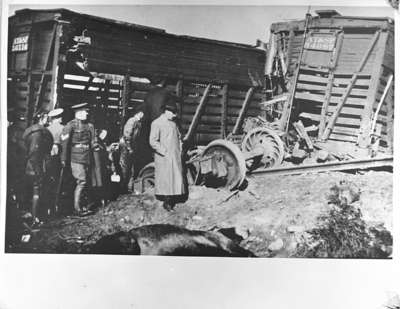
[48,108,64,118]
[71,102,89,111]
[164,94,178,113]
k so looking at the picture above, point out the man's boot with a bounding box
[31,185,41,227]
[74,182,84,215]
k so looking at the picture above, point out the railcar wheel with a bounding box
[241,127,284,170]
[201,139,246,190]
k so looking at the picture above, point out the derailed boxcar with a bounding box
[8,8,266,145]
[264,10,394,159]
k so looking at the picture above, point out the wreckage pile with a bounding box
[7,170,392,258]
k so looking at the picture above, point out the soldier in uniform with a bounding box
[60,103,96,216]
[46,108,64,216]
[119,110,144,193]
[22,113,53,226]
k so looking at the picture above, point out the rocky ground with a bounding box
[7,169,393,258]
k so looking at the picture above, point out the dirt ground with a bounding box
[9,169,393,257]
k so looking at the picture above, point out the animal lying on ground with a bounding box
[90,224,256,257]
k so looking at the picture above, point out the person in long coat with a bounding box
[149,97,186,211]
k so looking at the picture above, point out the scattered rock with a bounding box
[268,238,284,252]
[316,150,330,162]
[292,148,307,161]
[287,225,305,233]
[192,215,203,221]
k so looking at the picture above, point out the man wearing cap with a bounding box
[22,113,53,226]
[47,108,64,155]
[45,108,64,215]
[149,95,186,211]
[60,103,96,216]
[119,110,144,193]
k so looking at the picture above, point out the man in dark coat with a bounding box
[22,113,53,226]
[60,103,96,216]
[119,110,144,193]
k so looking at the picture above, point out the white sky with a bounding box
[9,5,394,45]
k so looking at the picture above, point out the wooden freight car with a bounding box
[264,10,394,158]
[8,8,266,144]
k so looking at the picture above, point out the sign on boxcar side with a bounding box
[304,35,336,51]
[11,34,29,52]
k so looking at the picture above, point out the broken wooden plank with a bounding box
[295,92,368,106]
[333,77,371,86]
[293,120,313,150]
[299,112,361,126]
[298,74,328,84]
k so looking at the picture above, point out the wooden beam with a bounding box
[32,23,58,117]
[370,74,393,136]
[220,83,229,138]
[321,30,381,141]
[231,87,255,135]
[26,23,37,126]
[48,23,62,110]
[285,30,295,72]
[175,79,184,120]
[183,83,212,143]
[120,73,130,136]
[357,30,389,148]
[385,83,394,153]
[318,31,343,139]
[279,13,312,132]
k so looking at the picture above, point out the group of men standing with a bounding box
[7,82,187,229]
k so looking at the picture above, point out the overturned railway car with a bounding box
[265,10,394,158]
[8,8,266,144]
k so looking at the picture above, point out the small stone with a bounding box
[268,238,284,252]
[316,150,330,162]
[292,148,307,160]
[287,225,305,233]
[192,215,203,221]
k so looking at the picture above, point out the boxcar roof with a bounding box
[270,13,394,33]
[10,8,261,51]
